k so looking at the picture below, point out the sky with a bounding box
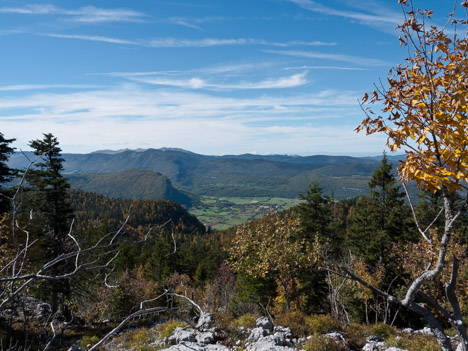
[0,0,462,156]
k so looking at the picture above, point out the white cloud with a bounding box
[285,65,367,71]
[0,4,148,23]
[0,84,101,91]
[265,49,391,67]
[128,72,308,90]
[167,16,233,30]
[146,38,336,48]
[25,31,336,48]
[270,40,336,47]
[37,33,138,45]
[0,85,383,155]
[147,37,251,47]
[288,0,401,30]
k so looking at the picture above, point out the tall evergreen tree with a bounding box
[297,182,343,256]
[296,182,340,313]
[346,154,410,265]
[27,133,74,316]
[0,132,15,214]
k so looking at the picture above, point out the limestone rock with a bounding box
[169,327,197,344]
[256,317,273,331]
[247,327,269,342]
[197,313,214,331]
[414,327,434,336]
[273,326,292,339]
[362,340,387,351]
[196,331,216,344]
[159,342,230,351]
[324,332,345,341]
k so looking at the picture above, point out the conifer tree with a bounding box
[296,183,340,313]
[0,132,15,214]
[347,154,410,265]
[27,133,74,316]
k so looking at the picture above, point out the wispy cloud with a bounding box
[127,72,308,90]
[285,65,367,71]
[0,84,101,91]
[0,4,148,23]
[169,18,203,30]
[145,38,335,48]
[97,63,260,79]
[265,49,390,67]
[270,40,336,47]
[38,33,138,45]
[29,31,336,48]
[0,85,378,155]
[167,16,233,30]
[288,0,401,32]
[147,37,252,47]
[289,0,399,23]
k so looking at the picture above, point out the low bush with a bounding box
[113,327,156,351]
[275,312,343,338]
[232,313,259,329]
[302,334,347,351]
[275,311,310,337]
[344,323,367,350]
[386,334,441,351]
[307,314,343,335]
[213,310,236,331]
[369,323,396,339]
[156,319,187,340]
[79,335,100,349]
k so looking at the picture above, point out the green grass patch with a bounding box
[190,196,302,230]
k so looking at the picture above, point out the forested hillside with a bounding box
[8,149,394,199]
[68,169,194,208]
[69,188,204,239]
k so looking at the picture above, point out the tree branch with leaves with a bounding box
[332,1,468,350]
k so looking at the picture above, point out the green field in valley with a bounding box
[189,196,302,230]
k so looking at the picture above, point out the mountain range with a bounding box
[8,148,405,205]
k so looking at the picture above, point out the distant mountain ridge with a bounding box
[8,148,404,200]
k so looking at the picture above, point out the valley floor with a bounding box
[189,196,302,230]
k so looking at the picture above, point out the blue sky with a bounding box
[0,0,460,155]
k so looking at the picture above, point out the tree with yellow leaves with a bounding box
[340,1,468,350]
[228,212,318,312]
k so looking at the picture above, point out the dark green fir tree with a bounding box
[0,132,15,214]
[346,153,411,265]
[27,133,74,316]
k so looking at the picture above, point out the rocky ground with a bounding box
[81,315,463,351]
[2,299,463,350]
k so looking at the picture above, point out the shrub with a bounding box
[386,334,440,351]
[213,310,236,331]
[113,327,156,351]
[307,314,343,335]
[212,311,251,348]
[156,319,188,340]
[275,311,310,337]
[369,323,396,339]
[275,312,343,338]
[80,335,100,349]
[233,313,259,329]
[302,334,347,351]
[344,323,367,350]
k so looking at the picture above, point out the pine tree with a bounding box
[296,183,339,313]
[347,154,410,265]
[0,132,15,214]
[27,133,74,316]
[297,182,343,256]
